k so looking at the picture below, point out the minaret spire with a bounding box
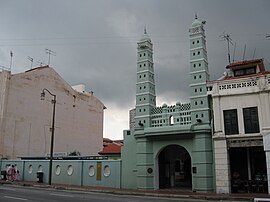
[135,29,155,129]
[189,17,210,124]
[144,26,147,34]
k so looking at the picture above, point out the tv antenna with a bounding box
[252,48,256,59]
[45,48,56,66]
[242,44,246,61]
[219,32,233,64]
[27,56,34,69]
[232,42,236,62]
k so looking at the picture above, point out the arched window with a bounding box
[169,115,174,125]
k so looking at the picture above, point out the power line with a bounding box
[0,32,268,41]
[0,33,268,48]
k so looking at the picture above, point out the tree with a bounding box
[68,150,81,156]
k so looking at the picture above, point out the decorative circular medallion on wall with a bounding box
[88,165,95,177]
[55,165,61,176]
[67,165,73,176]
[103,165,111,177]
[28,165,33,174]
[147,168,153,174]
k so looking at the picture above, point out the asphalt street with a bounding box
[0,184,248,202]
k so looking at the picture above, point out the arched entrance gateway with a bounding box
[158,145,192,189]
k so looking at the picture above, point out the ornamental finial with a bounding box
[144,26,147,34]
[195,13,198,19]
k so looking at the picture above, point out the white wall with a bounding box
[209,74,270,194]
[0,67,104,159]
[211,75,270,137]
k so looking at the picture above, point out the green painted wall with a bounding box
[0,159,121,188]
[121,130,137,189]
[136,137,154,189]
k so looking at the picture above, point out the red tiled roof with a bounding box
[208,58,268,82]
[25,66,49,73]
[226,58,264,71]
[98,142,122,154]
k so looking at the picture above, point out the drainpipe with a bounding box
[81,161,84,186]
[22,160,25,181]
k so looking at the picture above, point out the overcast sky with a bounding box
[0,0,269,140]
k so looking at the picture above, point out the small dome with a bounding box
[176,102,181,106]
[140,27,151,42]
[191,19,202,27]
[162,103,167,108]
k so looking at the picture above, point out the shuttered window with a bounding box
[243,107,260,133]
[224,109,239,135]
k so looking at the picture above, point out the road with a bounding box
[0,184,248,202]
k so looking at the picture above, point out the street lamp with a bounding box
[41,88,56,185]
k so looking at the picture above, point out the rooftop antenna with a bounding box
[9,51,13,70]
[45,48,56,66]
[232,42,236,62]
[252,48,256,59]
[242,44,246,61]
[27,56,34,69]
[219,32,233,64]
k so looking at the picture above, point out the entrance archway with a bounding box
[158,145,191,189]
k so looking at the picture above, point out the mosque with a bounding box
[121,16,214,192]
[1,16,269,194]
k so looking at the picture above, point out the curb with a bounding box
[0,181,264,201]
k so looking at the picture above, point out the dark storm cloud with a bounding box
[0,0,269,139]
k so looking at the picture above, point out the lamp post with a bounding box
[41,88,56,185]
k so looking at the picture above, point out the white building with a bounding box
[0,66,105,159]
[207,58,270,194]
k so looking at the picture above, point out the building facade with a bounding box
[0,66,105,159]
[207,59,270,194]
[122,17,214,192]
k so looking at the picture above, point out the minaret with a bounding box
[134,28,156,129]
[189,15,210,124]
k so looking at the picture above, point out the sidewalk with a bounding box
[1,180,270,201]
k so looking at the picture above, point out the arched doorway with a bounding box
[158,145,191,189]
